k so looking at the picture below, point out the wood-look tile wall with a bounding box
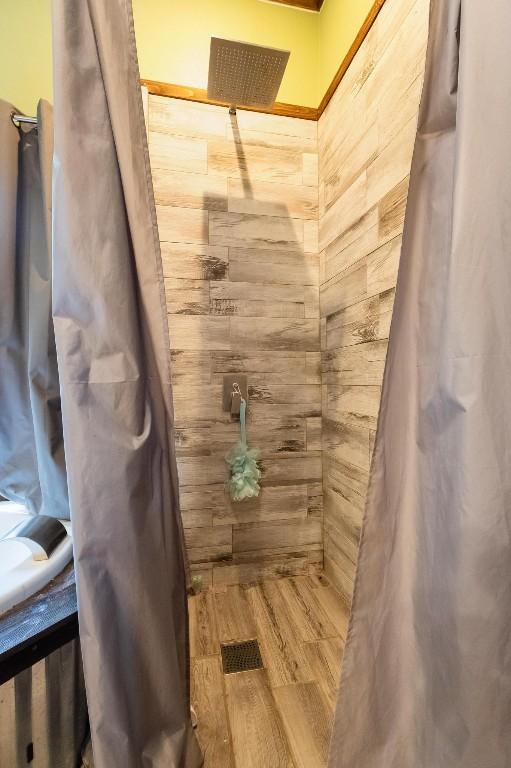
[318,0,430,604]
[147,96,321,586]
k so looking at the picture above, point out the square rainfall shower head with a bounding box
[207,37,290,109]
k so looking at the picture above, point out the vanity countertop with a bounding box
[0,563,77,684]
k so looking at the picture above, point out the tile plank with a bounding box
[209,138,303,184]
[245,584,315,687]
[213,585,257,643]
[229,248,318,287]
[149,131,207,173]
[212,351,307,385]
[153,168,227,210]
[323,418,370,471]
[175,419,306,458]
[168,315,230,351]
[156,205,208,243]
[213,485,308,526]
[212,554,310,587]
[311,584,351,642]
[210,212,303,252]
[321,340,387,386]
[366,236,401,298]
[233,519,322,555]
[259,454,322,486]
[189,590,220,657]
[302,153,319,186]
[273,682,332,768]
[228,178,317,219]
[162,244,228,281]
[276,577,338,641]
[230,318,319,352]
[325,384,381,429]
[211,280,306,319]
[234,109,316,139]
[149,95,227,140]
[324,534,357,607]
[165,278,210,314]
[186,523,232,565]
[225,669,296,768]
[191,657,235,767]
[303,638,344,712]
[225,123,316,153]
[170,350,212,384]
[306,417,322,451]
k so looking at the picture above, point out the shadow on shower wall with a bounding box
[149,96,322,587]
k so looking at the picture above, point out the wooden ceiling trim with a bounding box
[141,0,388,122]
[265,0,323,11]
[141,80,319,121]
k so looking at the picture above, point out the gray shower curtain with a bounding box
[51,1,201,766]
[0,99,68,518]
[328,0,511,766]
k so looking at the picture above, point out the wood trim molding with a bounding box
[317,0,387,117]
[140,80,319,121]
[141,0,388,122]
[265,0,324,10]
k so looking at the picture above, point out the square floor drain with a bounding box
[221,639,263,674]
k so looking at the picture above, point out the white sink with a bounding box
[0,501,73,616]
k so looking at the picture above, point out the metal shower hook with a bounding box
[231,382,243,398]
[10,110,38,127]
[230,382,244,417]
[222,374,247,413]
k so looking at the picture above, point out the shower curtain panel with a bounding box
[51,1,201,766]
[0,100,68,518]
[329,1,511,766]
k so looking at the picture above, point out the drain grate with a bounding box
[221,639,263,674]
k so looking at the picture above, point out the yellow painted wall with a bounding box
[318,0,375,98]
[0,0,52,114]
[1,0,378,114]
[133,0,319,107]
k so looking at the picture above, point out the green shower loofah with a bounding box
[225,398,261,502]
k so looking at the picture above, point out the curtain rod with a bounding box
[11,112,38,127]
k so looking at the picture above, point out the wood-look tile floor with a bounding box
[188,575,350,768]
